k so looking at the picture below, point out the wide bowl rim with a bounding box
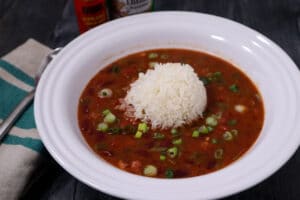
[34,11,300,200]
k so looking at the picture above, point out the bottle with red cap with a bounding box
[74,0,154,34]
[74,0,108,33]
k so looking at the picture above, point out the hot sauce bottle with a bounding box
[74,0,108,33]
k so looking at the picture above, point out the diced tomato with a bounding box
[199,141,211,151]
[118,160,129,169]
[131,160,142,174]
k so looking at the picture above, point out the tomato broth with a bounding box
[78,49,264,178]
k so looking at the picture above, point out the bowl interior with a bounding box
[35,12,300,200]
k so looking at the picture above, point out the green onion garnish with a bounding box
[214,148,224,159]
[229,84,239,92]
[172,138,182,145]
[167,147,178,158]
[231,129,238,136]
[192,130,200,138]
[108,127,121,134]
[223,131,233,141]
[143,165,158,177]
[205,116,218,127]
[134,131,143,139]
[98,88,112,98]
[103,112,116,124]
[228,119,237,126]
[160,154,166,161]
[171,128,178,135]
[148,62,158,68]
[213,71,222,78]
[198,125,209,134]
[138,122,148,133]
[211,138,218,144]
[207,126,214,132]
[199,77,209,86]
[148,53,158,59]
[96,122,108,132]
[160,54,168,59]
[111,65,120,74]
[153,132,165,139]
[102,109,111,116]
[165,169,174,178]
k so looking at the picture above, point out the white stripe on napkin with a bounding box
[0,68,33,92]
[9,127,40,139]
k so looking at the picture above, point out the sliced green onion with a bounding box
[192,130,200,138]
[199,77,209,86]
[160,154,166,161]
[214,148,224,159]
[231,129,238,136]
[134,131,143,139]
[171,128,178,136]
[214,112,222,119]
[96,122,108,132]
[198,125,209,134]
[148,62,158,68]
[103,112,116,124]
[165,169,174,178]
[229,84,239,93]
[172,138,182,145]
[213,71,222,78]
[98,88,113,98]
[111,65,120,74]
[160,54,168,59]
[206,116,218,127]
[143,165,158,177]
[108,127,121,134]
[138,122,148,133]
[123,125,137,134]
[223,131,233,141]
[209,71,222,81]
[153,132,165,139]
[228,119,237,126]
[207,126,214,132]
[102,109,111,116]
[167,147,178,158]
[211,138,218,144]
[148,53,158,59]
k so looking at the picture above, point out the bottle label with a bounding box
[110,0,152,18]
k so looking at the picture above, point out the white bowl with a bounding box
[34,11,300,200]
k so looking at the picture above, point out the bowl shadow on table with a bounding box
[20,154,122,200]
[21,148,300,200]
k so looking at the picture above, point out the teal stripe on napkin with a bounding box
[0,60,35,86]
[3,134,43,153]
[0,58,43,154]
[0,79,36,129]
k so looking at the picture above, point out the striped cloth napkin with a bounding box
[0,39,51,200]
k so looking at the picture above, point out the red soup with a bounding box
[78,49,264,178]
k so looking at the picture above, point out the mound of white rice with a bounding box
[124,63,207,129]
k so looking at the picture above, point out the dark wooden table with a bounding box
[1,0,300,199]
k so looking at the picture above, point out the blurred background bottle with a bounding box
[74,0,154,33]
[74,0,108,33]
[107,0,154,19]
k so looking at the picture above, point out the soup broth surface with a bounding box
[78,49,264,178]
